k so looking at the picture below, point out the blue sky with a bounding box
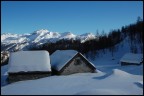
[1,1,143,35]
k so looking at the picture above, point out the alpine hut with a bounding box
[120,53,143,66]
[50,50,96,75]
[8,51,51,83]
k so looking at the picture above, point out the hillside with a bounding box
[1,36,143,95]
[1,19,143,66]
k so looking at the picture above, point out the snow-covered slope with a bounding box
[1,36,143,95]
[1,33,26,44]
[1,29,96,51]
[1,67,143,95]
[87,37,143,75]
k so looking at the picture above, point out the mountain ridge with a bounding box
[1,29,96,51]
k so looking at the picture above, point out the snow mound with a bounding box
[112,69,131,76]
[1,68,143,95]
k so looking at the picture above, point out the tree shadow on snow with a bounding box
[134,82,143,88]
[92,71,113,80]
[1,75,9,87]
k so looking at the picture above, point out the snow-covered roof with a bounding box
[79,53,96,68]
[8,51,51,73]
[50,50,78,71]
[120,53,143,64]
[50,50,96,71]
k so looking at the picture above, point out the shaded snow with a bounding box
[75,89,130,95]
[138,81,143,85]
[1,65,8,87]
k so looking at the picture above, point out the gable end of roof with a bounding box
[59,52,96,73]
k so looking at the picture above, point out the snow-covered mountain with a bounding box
[1,29,96,51]
[76,33,96,43]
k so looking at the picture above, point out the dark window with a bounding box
[74,58,81,65]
